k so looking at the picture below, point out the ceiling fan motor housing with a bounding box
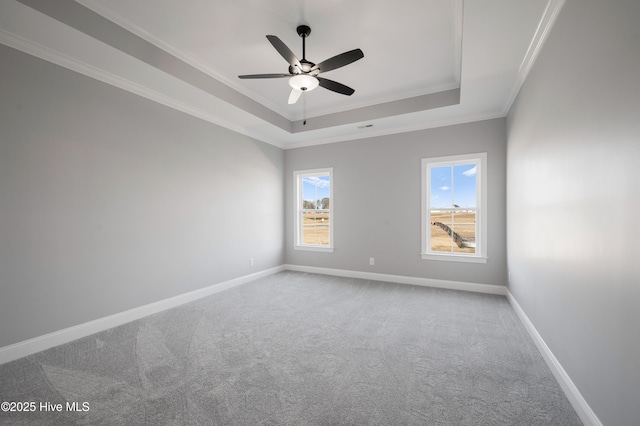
[289,60,318,75]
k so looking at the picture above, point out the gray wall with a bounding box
[506,0,640,425]
[0,44,284,348]
[285,119,507,286]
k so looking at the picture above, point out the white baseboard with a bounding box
[283,264,507,295]
[0,265,285,366]
[506,290,602,426]
[287,265,602,425]
[0,264,507,365]
[3,262,598,426]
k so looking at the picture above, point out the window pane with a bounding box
[301,212,330,245]
[452,210,476,254]
[302,176,330,210]
[430,166,452,208]
[430,210,454,252]
[430,210,476,254]
[453,164,477,208]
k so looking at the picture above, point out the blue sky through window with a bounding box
[302,176,330,206]
[430,164,477,208]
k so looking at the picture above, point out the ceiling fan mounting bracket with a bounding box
[296,25,311,38]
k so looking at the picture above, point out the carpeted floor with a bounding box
[0,271,581,425]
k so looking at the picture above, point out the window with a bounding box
[421,153,487,263]
[294,168,333,252]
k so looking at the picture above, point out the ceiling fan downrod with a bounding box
[297,25,311,62]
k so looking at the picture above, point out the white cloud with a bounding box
[303,176,330,188]
[463,166,477,177]
[439,186,450,191]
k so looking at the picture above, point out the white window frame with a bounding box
[421,153,487,263]
[294,167,334,252]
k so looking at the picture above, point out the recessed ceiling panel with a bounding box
[78,0,461,120]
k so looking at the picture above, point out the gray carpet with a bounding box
[0,271,581,425]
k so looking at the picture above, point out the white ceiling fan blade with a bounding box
[288,88,302,105]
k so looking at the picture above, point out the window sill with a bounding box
[294,245,334,253]
[421,253,488,264]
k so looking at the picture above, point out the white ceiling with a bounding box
[0,0,564,149]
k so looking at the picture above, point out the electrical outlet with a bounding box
[250,258,254,267]
[369,258,375,266]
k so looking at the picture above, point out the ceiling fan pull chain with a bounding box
[303,94,307,126]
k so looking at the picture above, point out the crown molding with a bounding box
[0,28,285,149]
[283,110,505,149]
[296,82,461,122]
[1,24,478,152]
[3,0,553,150]
[77,0,465,124]
[503,0,566,115]
[76,0,295,121]
[453,0,464,86]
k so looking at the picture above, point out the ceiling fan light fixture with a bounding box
[289,74,319,92]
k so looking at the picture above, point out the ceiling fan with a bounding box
[238,25,364,105]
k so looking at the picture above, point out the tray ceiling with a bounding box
[0,0,564,148]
